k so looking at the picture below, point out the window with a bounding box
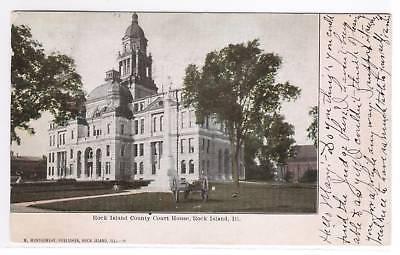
[134,120,139,134]
[48,167,51,176]
[87,126,90,137]
[51,167,54,176]
[152,163,156,175]
[48,153,51,162]
[188,111,192,127]
[140,119,144,134]
[107,123,110,134]
[181,111,186,128]
[93,126,96,136]
[133,162,137,174]
[121,124,124,135]
[159,141,163,156]
[106,145,110,156]
[70,149,73,159]
[49,136,52,146]
[202,138,205,151]
[121,144,125,157]
[69,164,73,175]
[189,160,194,174]
[207,140,210,153]
[139,162,144,174]
[139,143,144,156]
[160,116,163,131]
[134,103,139,112]
[71,130,74,139]
[133,144,138,157]
[105,162,111,174]
[52,152,55,163]
[189,138,194,153]
[140,103,144,111]
[181,160,186,174]
[127,58,130,74]
[153,117,157,132]
[180,139,186,153]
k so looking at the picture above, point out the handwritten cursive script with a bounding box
[319,14,391,245]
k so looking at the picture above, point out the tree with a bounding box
[182,39,300,190]
[307,106,318,148]
[257,114,296,169]
[244,114,296,181]
[11,24,85,144]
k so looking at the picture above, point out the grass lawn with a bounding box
[11,189,123,203]
[32,182,317,213]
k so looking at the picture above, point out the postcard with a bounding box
[8,11,391,246]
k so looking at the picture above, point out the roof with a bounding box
[11,156,45,162]
[87,81,133,103]
[287,145,317,163]
[124,13,146,40]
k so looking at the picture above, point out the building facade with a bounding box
[283,145,317,183]
[46,13,245,189]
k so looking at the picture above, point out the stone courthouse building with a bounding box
[46,13,245,189]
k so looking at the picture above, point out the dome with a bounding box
[87,81,133,103]
[124,13,146,39]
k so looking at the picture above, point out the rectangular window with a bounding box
[49,136,52,146]
[71,130,74,139]
[160,116,163,131]
[48,153,51,163]
[180,139,186,153]
[133,162,137,174]
[51,166,54,175]
[87,126,90,137]
[107,124,110,134]
[189,111,193,127]
[105,162,111,174]
[153,117,157,132]
[52,152,55,163]
[69,164,73,175]
[133,144,138,157]
[106,145,110,156]
[121,144,125,157]
[139,162,144,174]
[48,167,51,176]
[134,120,139,134]
[70,149,73,159]
[159,141,163,156]
[152,163,156,175]
[93,126,96,136]
[140,119,144,134]
[121,124,124,135]
[181,111,186,128]
[139,143,144,156]
[189,138,194,153]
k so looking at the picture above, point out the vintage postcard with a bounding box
[8,11,391,246]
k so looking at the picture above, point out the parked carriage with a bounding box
[171,176,209,202]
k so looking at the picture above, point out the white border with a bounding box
[0,1,397,255]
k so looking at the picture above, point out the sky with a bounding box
[11,12,318,157]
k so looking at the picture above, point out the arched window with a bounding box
[189,160,194,174]
[181,160,186,174]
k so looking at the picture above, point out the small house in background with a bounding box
[283,145,317,183]
[10,151,47,182]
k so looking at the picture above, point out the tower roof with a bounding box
[124,12,146,39]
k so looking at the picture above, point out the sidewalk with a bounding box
[10,186,171,213]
